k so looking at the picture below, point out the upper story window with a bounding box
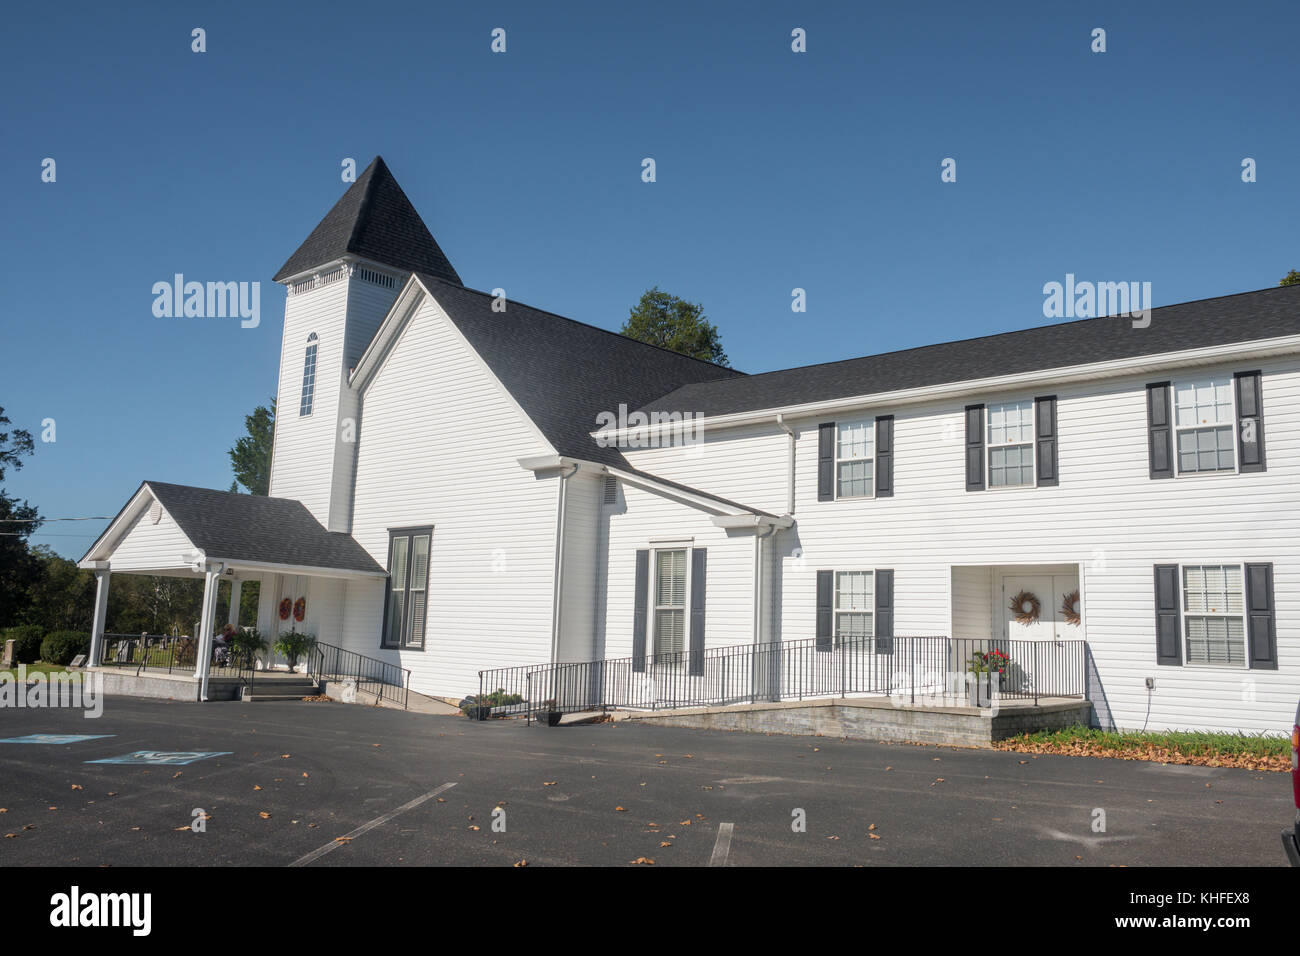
[383,527,432,650]
[1182,564,1245,666]
[299,333,319,417]
[987,400,1035,487]
[836,418,875,498]
[1174,377,1234,474]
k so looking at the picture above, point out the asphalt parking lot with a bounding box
[0,695,1291,867]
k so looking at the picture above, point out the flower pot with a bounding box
[536,710,562,727]
[464,705,491,721]
[967,673,992,708]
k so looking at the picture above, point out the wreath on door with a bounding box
[293,597,307,623]
[1060,589,1081,626]
[279,598,292,621]
[1008,590,1041,625]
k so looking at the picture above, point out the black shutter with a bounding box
[1147,383,1174,479]
[1234,371,1266,473]
[1245,563,1277,670]
[688,548,706,676]
[964,405,985,491]
[1035,396,1058,487]
[815,570,833,652]
[875,416,894,497]
[632,550,649,672]
[874,569,894,654]
[1154,564,1181,665]
[818,422,835,501]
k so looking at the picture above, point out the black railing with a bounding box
[98,632,257,698]
[306,640,411,709]
[478,636,1088,722]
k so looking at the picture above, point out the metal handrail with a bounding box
[98,632,257,698]
[306,640,411,709]
[478,636,1089,721]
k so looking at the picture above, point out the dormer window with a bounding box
[299,333,319,417]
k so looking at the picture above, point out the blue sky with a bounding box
[2,0,1298,558]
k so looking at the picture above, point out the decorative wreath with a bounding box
[1060,589,1081,626]
[278,598,292,621]
[1008,590,1041,625]
[293,597,307,623]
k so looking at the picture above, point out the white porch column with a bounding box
[87,563,111,666]
[195,565,222,698]
[228,579,242,628]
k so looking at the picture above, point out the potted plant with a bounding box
[274,631,316,670]
[230,628,268,667]
[535,698,562,727]
[460,695,492,720]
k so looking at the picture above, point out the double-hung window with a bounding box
[1174,378,1235,474]
[836,419,874,498]
[987,400,1034,487]
[382,527,432,650]
[1182,564,1245,666]
[299,333,319,417]
[653,549,687,658]
[834,571,874,645]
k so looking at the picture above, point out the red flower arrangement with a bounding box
[278,598,292,621]
[293,597,306,623]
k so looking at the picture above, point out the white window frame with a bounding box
[382,527,432,650]
[835,418,875,499]
[1178,561,1248,669]
[986,399,1035,489]
[833,570,875,646]
[1172,376,1238,477]
[650,546,690,661]
[299,333,319,417]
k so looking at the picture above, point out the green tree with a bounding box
[229,400,275,495]
[620,287,729,366]
[0,406,39,629]
[1281,269,1300,287]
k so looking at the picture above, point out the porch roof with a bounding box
[79,481,386,578]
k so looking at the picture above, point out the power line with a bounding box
[0,516,112,523]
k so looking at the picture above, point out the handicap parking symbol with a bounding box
[86,750,232,766]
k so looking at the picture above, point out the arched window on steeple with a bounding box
[299,333,319,417]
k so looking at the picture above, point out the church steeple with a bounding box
[273,156,461,285]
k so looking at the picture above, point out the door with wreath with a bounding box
[1001,573,1080,642]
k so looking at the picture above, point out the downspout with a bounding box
[775,414,795,515]
[550,462,581,665]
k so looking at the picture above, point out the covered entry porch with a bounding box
[78,480,388,700]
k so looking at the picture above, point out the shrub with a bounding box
[40,631,90,666]
[230,628,268,660]
[3,625,46,664]
[274,631,316,668]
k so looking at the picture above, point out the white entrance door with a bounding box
[1002,573,1080,641]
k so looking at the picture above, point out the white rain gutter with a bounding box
[753,524,777,645]
[549,461,581,664]
[776,413,796,514]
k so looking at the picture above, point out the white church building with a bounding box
[80,157,1299,733]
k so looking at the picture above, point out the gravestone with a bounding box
[2,640,13,669]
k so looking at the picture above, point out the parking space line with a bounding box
[709,822,734,866]
[288,782,457,867]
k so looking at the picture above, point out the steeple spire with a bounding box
[273,156,461,285]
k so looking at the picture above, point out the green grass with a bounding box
[1006,725,1289,759]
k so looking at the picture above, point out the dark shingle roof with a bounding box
[638,284,1300,419]
[274,157,461,285]
[144,482,384,574]
[418,274,743,467]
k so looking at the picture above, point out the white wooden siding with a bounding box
[102,505,195,572]
[347,294,557,699]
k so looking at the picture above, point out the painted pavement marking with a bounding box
[85,750,232,766]
[289,782,458,867]
[709,822,735,866]
[0,734,116,745]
